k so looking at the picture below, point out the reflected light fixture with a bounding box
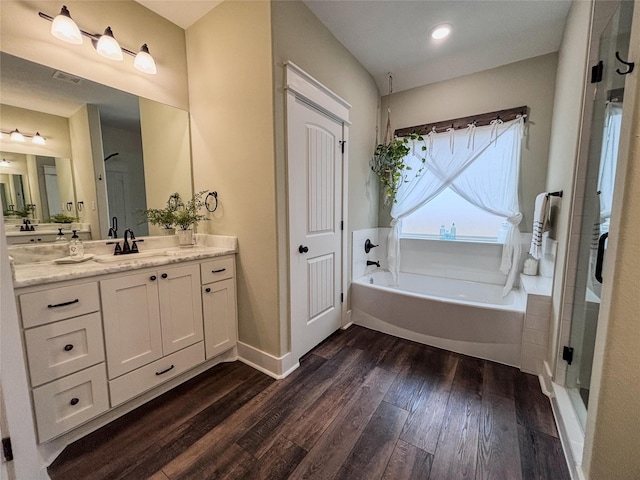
[1,129,47,144]
[10,129,25,142]
[431,23,452,40]
[0,159,10,167]
[96,26,123,61]
[50,5,83,45]
[134,44,157,75]
[32,132,47,145]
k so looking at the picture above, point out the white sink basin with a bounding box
[93,251,167,263]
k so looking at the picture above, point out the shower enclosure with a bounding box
[563,0,634,428]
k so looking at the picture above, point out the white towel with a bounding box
[529,193,550,260]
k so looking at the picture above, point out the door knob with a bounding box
[298,245,309,254]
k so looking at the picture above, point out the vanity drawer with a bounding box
[32,363,109,442]
[20,282,100,328]
[109,342,205,407]
[25,313,105,387]
[201,257,235,284]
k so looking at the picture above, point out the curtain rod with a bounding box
[394,105,528,137]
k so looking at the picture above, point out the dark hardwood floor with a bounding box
[48,326,570,480]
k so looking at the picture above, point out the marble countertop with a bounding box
[10,234,238,288]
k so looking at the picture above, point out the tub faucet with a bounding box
[367,260,380,268]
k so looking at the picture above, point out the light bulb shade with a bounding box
[10,129,25,142]
[32,132,47,145]
[51,6,83,45]
[0,159,10,167]
[431,24,452,40]
[96,27,123,61]
[134,44,157,74]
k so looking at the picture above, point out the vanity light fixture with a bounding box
[32,132,47,145]
[96,27,123,61]
[50,5,83,45]
[0,159,11,167]
[134,44,157,75]
[10,129,25,143]
[431,23,452,40]
[39,7,158,74]
[1,129,47,145]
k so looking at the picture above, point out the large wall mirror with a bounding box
[0,52,193,240]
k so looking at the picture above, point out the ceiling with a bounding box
[137,0,571,95]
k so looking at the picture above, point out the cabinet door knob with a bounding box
[299,245,309,254]
[205,287,211,293]
[161,273,168,279]
[70,397,79,406]
[64,344,74,352]
[150,275,157,281]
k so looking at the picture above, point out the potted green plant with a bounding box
[173,190,208,246]
[370,134,426,205]
[138,193,181,235]
[50,213,77,224]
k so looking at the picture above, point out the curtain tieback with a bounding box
[506,213,522,226]
[466,123,476,150]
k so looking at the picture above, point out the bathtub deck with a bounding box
[48,325,570,480]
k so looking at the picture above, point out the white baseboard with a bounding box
[237,341,300,379]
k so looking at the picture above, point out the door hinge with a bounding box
[339,140,346,154]
[340,293,343,303]
[2,437,13,462]
[562,346,574,365]
[340,221,344,231]
[591,60,603,83]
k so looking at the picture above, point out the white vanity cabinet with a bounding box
[101,263,205,405]
[14,244,237,443]
[18,282,110,442]
[201,257,238,359]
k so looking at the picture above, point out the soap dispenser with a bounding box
[69,230,84,258]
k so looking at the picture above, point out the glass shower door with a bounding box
[565,0,633,428]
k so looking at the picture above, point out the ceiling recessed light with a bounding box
[431,24,452,40]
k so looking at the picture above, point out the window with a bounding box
[401,187,506,241]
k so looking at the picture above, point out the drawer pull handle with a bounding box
[64,344,74,352]
[161,273,168,279]
[155,365,175,376]
[47,299,79,309]
[212,268,226,273]
[205,287,212,293]
[70,397,80,406]
[150,275,157,281]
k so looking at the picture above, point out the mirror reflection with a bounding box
[1,151,75,223]
[0,52,193,240]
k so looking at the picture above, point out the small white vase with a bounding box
[161,227,176,236]
[176,229,193,247]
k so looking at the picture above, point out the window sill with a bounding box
[400,234,504,246]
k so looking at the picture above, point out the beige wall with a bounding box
[544,0,593,374]
[0,104,71,159]
[0,0,189,110]
[139,98,192,235]
[583,2,640,477]
[271,0,380,330]
[378,53,558,230]
[68,105,101,238]
[186,1,280,355]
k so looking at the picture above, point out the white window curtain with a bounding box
[388,117,524,296]
[597,101,622,221]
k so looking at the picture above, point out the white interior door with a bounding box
[288,95,344,360]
